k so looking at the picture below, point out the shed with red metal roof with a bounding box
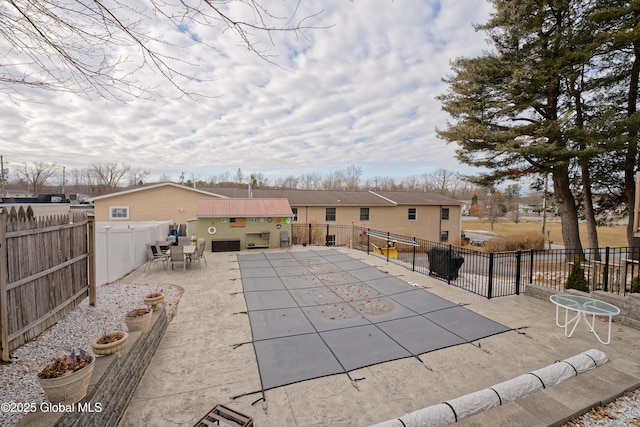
[195,198,293,251]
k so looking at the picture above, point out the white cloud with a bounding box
[0,0,495,184]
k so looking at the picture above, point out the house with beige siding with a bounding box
[211,188,462,243]
[89,182,227,224]
[90,183,462,244]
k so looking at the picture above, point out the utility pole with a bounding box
[0,155,6,198]
[61,166,66,196]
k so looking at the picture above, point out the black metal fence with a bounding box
[292,223,640,299]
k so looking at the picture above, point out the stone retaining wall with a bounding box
[61,307,168,426]
[525,284,640,330]
[19,307,168,427]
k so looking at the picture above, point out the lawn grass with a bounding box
[462,218,630,248]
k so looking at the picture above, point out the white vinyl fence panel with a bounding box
[95,221,171,285]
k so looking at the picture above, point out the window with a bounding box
[441,208,450,220]
[326,208,336,222]
[229,218,246,227]
[408,208,417,221]
[360,207,370,221]
[440,231,449,242]
[110,206,129,219]
[326,235,336,246]
[292,207,298,222]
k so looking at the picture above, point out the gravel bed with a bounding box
[564,388,640,426]
[0,282,183,426]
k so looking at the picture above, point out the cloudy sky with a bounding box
[1,0,495,186]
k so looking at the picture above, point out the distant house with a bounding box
[2,189,32,198]
[211,188,462,243]
[89,182,227,224]
[89,183,462,244]
[0,190,73,217]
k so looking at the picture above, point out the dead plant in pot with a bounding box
[91,330,129,356]
[124,306,153,333]
[143,287,165,311]
[38,349,95,404]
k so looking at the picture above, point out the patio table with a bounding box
[550,294,620,344]
[183,245,196,266]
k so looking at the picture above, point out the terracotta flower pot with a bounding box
[143,292,165,311]
[38,354,95,404]
[91,331,129,355]
[125,308,153,332]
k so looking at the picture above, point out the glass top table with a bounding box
[550,294,620,344]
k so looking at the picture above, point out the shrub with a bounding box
[631,276,640,293]
[483,232,545,251]
[565,258,590,292]
[292,225,307,245]
[454,236,468,246]
[292,223,326,245]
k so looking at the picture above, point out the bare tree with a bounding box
[342,165,362,190]
[127,168,150,186]
[451,180,477,200]
[89,162,131,193]
[275,175,299,189]
[419,169,477,198]
[504,184,522,223]
[322,170,344,190]
[68,168,84,192]
[208,171,231,186]
[421,169,457,195]
[299,172,323,190]
[1,1,324,100]
[365,176,400,191]
[485,190,507,231]
[401,175,421,191]
[249,173,268,188]
[15,162,57,194]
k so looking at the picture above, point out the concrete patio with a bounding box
[116,246,640,427]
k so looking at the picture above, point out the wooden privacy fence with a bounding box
[0,206,95,361]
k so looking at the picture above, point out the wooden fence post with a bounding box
[0,209,8,360]
[88,216,96,307]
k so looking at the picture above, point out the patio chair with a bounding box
[157,240,172,253]
[155,242,168,256]
[177,236,190,246]
[169,245,186,270]
[145,243,168,271]
[191,240,208,267]
[280,230,291,248]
